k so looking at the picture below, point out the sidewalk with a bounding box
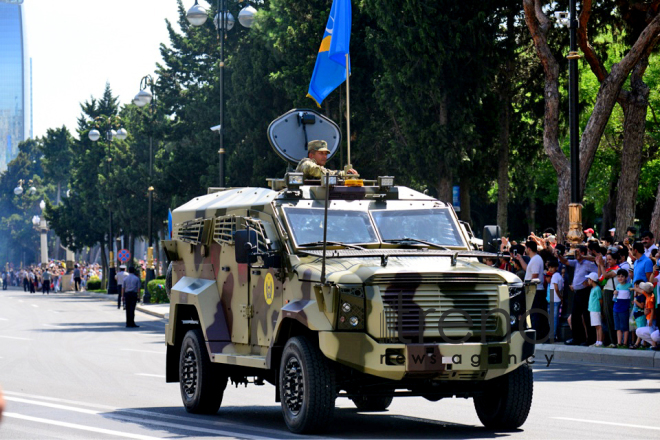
[535,343,660,369]
[67,290,169,321]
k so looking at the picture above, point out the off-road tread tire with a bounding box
[165,262,173,298]
[351,395,394,411]
[279,336,336,434]
[179,329,227,414]
[474,363,533,430]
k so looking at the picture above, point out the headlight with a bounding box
[508,286,526,331]
[337,286,365,331]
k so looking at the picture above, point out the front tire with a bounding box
[279,336,335,433]
[351,395,393,411]
[474,363,533,430]
[179,329,227,414]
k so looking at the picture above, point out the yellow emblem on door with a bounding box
[264,273,274,305]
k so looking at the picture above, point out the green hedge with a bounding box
[147,279,169,304]
[87,276,102,290]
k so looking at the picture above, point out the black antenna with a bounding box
[321,177,330,284]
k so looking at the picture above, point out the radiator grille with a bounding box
[378,284,500,339]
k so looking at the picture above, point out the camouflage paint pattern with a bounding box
[165,184,534,381]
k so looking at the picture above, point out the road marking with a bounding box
[0,317,8,320]
[135,373,166,378]
[0,335,31,341]
[3,412,162,440]
[4,397,281,439]
[4,391,287,438]
[31,304,38,308]
[18,300,24,303]
[552,417,660,431]
[121,349,164,355]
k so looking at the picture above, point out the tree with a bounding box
[523,0,660,240]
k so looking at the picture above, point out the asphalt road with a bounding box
[1,286,659,439]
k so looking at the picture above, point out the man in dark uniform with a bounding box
[122,266,141,328]
[295,140,358,180]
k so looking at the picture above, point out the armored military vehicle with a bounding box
[163,109,536,434]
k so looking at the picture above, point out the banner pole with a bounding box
[345,53,351,170]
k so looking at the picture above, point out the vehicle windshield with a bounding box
[371,208,465,247]
[283,207,379,245]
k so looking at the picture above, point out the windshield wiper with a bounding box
[298,241,366,250]
[383,237,449,251]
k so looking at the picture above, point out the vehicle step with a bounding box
[211,353,267,369]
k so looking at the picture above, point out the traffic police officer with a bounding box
[295,140,358,180]
[122,266,141,328]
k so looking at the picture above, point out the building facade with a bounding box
[0,0,30,172]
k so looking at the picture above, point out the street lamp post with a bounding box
[88,116,128,294]
[134,75,158,304]
[32,200,48,265]
[186,0,258,187]
[557,2,583,246]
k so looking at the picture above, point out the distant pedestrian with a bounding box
[73,265,82,291]
[28,270,36,294]
[586,272,604,347]
[122,266,141,328]
[115,265,128,310]
[42,269,51,295]
[596,252,620,347]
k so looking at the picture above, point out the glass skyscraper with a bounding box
[0,0,30,172]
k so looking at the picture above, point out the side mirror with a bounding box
[234,230,258,264]
[483,225,501,253]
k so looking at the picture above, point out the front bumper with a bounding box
[319,329,536,381]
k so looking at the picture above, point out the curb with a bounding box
[535,343,660,369]
[63,290,169,321]
[136,305,169,321]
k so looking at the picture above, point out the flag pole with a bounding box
[345,53,351,170]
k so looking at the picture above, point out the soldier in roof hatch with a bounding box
[296,139,358,179]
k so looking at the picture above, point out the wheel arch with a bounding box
[166,304,202,383]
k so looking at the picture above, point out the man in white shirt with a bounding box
[515,241,547,339]
[115,265,128,310]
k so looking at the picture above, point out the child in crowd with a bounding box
[632,280,649,349]
[634,282,658,350]
[546,259,563,341]
[613,269,631,347]
[587,272,604,347]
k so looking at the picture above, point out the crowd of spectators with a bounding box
[483,227,659,351]
[0,261,103,293]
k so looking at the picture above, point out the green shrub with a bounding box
[147,279,169,304]
[87,276,102,290]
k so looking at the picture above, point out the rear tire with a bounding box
[279,336,335,433]
[474,363,533,430]
[351,395,393,411]
[179,329,227,414]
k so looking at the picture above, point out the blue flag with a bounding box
[307,0,352,106]
[168,209,173,239]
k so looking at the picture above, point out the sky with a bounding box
[25,0,184,138]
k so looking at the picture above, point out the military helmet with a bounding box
[308,139,330,153]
